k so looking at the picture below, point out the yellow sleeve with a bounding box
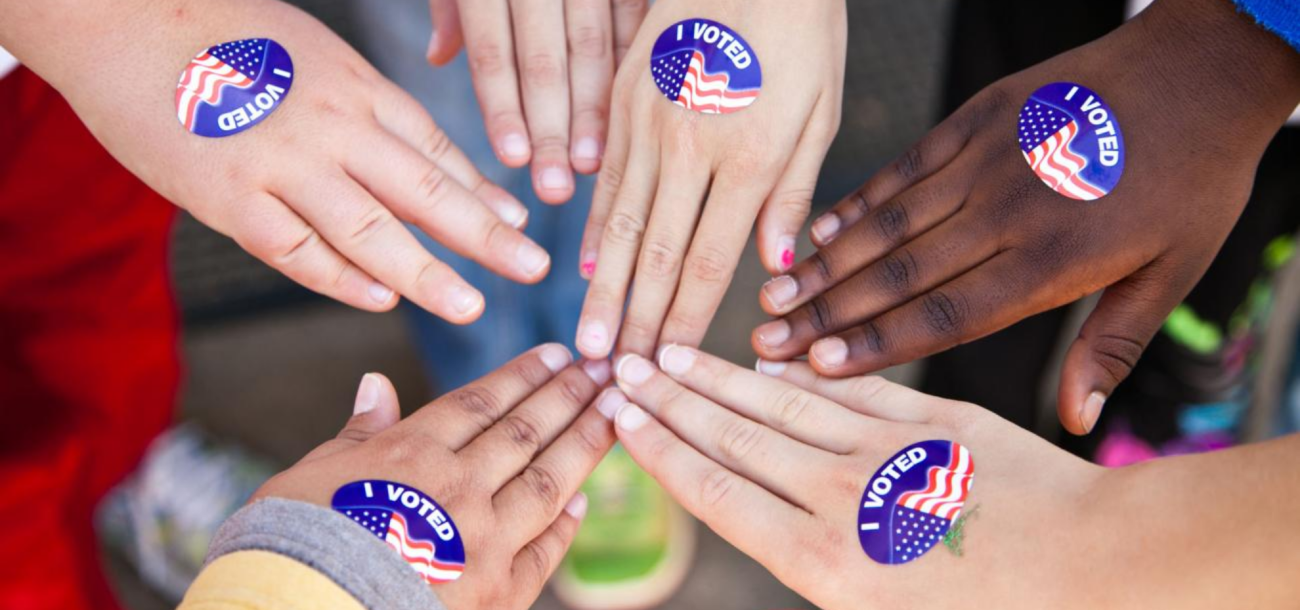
[178,550,367,610]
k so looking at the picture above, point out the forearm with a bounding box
[1086,434,1300,607]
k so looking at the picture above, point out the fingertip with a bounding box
[534,165,575,205]
[571,137,603,175]
[614,402,650,433]
[440,284,485,325]
[537,343,575,374]
[497,133,532,167]
[576,318,612,359]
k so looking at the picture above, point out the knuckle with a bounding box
[639,238,682,279]
[480,217,514,252]
[873,203,911,245]
[921,290,967,337]
[698,467,736,510]
[894,147,924,182]
[767,388,812,431]
[335,425,374,445]
[852,321,888,356]
[620,317,659,345]
[772,188,815,217]
[806,296,835,334]
[313,98,350,119]
[451,386,503,430]
[605,210,645,247]
[568,25,610,60]
[1089,334,1146,384]
[513,358,555,388]
[611,0,647,12]
[417,165,453,204]
[467,41,511,77]
[419,127,455,161]
[572,106,608,129]
[520,463,564,509]
[849,375,891,403]
[808,251,835,284]
[571,420,609,457]
[265,227,317,266]
[716,418,762,462]
[555,374,591,407]
[501,413,544,453]
[521,53,566,87]
[518,543,554,588]
[348,209,396,246]
[878,251,919,295]
[685,245,733,285]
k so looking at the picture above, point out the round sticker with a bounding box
[857,441,974,566]
[175,38,294,137]
[650,19,762,114]
[1018,82,1125,201]
[332,480,466,583]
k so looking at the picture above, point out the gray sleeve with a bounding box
[205,497,447,610]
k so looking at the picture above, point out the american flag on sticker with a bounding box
[857,440,975,565]
[1018,82,1125,201]
[653,49,759,114]
[342,508,466,583]
[1018,104,1106,200]
[650,19,763,115]
[174,38,294,138]
[176,40,264,132]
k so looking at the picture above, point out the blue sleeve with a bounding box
[1234,0,1300,52]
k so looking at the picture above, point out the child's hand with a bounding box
[255,345,615,609]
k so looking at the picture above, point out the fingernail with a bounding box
[426,31,439,60]
[516,242,551,277]
[616,403,649,432]
[354,373,381,415]
[539,167,572,191]
[580,252,597,278]
[448,285,483,316]
[615,354,655,387]
[811,337,848,368]
[497,201,529,229]
[776,235,796,272]
[577,320,610,355]
[582,358,611,384]
[755,358,787,377]
[811,213,842,244]
[596,388,627,420]
[755,320,792,348]
[564,492,589,519]
[1081,391,1107,434]
[538,344,573,373]
[368,282,394,305]
[573,137,600,161]
[658,344,696,377]
[762,276,799,310]
[501,133,530,160]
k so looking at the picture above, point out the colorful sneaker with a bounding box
[551,444,695,610]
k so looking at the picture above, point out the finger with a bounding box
[614,354,830,505]
[346,131,552,285]
[281,172,484,323]
[575,141,660,359]
[510,0,574,203]
[614,400,815,578]
[576,99,633,279]
[458,0,531,167]
[1058,259,1194,435]
[461,359,610,487]
[659,346,870,453]
[227,192,397,312]
[755,359,938,424]
[299,373,402,463]
[426,0,465,66]
[609,0,648,65]
[495,403,617,544]
[808,92,986,246]
[755,96,839,275]
[565,0,615,175]
[806,250,1057,377]
[510,493,587,593]
[420,344,573,448]
[616,159,710,357]
[760,169,970,317]
[756,214,996,361]
[372,85,530,229]
[658,168,768,348]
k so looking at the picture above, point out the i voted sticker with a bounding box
[332,480,466,584]
[650,19,761,114]
[176,39,294,137]
[1019,82,1124,201]
[857,441,974,565]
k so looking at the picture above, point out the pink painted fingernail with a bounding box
[812,337,848,368]
[777,235,796,272]
[368,283,394,305]
[615,354,655,387]
[580,252,597,278]
[755,358,787,377]
[616,403,649,431]
[564,492,589,518]
[573,137,600,161]
[762,276,799,310]
[540,167,572,191]
[582,358,612,384]
[596,388,627,420]
[811,213,842,244]
[577,320,610,355]
[755,320,792,348]
[501,133,530,160]
[657,344,696,377]
[538,344,573,373]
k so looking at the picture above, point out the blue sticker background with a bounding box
[650,19,762,114]
[332,480,466,583]
[1018,82,1125,201]
[857,440,974,566]
[176,38,294,138]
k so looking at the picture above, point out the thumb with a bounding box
[337,373,402,443]
[1058,262,1192,436]
[426,0,464,66]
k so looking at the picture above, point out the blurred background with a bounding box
[95,0,1300,608]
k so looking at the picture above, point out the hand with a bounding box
[574,0,847,360]
[750,0,1300,433]
[606,346,1300,608]
[0,0,549,324]
[255,345,617,609]
[426,0,650,203]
